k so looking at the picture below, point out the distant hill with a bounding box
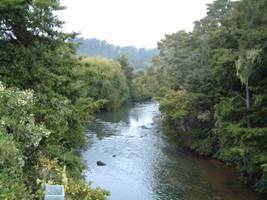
[74,38,159,71]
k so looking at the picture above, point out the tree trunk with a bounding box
[245,81,251,128]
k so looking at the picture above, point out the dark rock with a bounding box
[140,133,147,138]
[96,161,106,166]
[112,154,116,157]
[141,125,149,129]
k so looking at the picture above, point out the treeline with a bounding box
[140,0,267,193]
[0,0,137,199]
[75,38,159,71]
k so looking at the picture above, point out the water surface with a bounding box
[83,102,265,200]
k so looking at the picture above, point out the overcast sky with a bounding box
[59,0,214,49]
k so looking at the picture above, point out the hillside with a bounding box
[75,38,159,71]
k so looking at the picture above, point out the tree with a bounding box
[236,49,262,128]
[148,0,267,193]
[0,1,109,199]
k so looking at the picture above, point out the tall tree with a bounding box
[235,49,261,128]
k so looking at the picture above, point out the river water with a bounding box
[83,102,265,200]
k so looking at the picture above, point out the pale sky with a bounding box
[59,0,214,49]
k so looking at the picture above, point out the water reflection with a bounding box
[82,102,266,200]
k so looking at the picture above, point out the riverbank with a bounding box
[83,102,265,200]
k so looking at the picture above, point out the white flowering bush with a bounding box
[0,82,53,198]
[0,82,51,150]
[0,80,109,199]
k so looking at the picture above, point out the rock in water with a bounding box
[141,125,149,129]
[112,154,116,157]
[96,161,106,166]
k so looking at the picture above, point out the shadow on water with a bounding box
[82,102,266,200]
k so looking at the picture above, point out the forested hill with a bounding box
[75,38,159,71]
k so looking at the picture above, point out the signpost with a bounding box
[44,185,65,200]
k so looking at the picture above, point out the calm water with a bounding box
[83,102,265,200]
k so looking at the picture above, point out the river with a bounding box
[82,102,265,200]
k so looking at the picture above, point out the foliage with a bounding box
[74,56,129,110]
[0,0,111,199]
[0,82,109,199]
[67,180,109,200]
[142,0,267,193]
[236,49,262,86]
[0,82,49,199]
[0,131,29,199]
[159,90,191,122]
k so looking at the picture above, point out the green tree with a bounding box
[0,1,109,199]
[149,0,267,193]
[236,49,262,128]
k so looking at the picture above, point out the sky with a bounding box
[59,0,214,49]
